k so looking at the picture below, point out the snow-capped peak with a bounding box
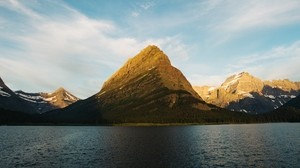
[221,72,245,90]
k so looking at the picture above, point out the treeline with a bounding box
[1,107,299,125]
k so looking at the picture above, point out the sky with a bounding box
[0,0,300,98]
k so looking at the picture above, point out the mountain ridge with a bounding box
[1,46,300,124]
[15,87,79,113]
[193,72,300,114]
[0,77,79,114]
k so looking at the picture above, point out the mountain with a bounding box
[15,87,79,113]
[0,77,36,114]
[193,72,300,114]
[45,45,239,124]
[261,95,300,122]
[282,94,300,109]
[0,77,79,115]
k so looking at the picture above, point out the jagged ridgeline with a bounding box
[46,45,247,124]
[193,72,300,114]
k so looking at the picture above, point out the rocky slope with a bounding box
[15,87,79,113]
[193,72,300,114]
[0,77,36,114]
[46,45,219,123]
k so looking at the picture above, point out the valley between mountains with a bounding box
[1,45,300,125]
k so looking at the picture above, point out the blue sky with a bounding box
[1,0,300,98]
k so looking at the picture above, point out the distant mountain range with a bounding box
[1,45,300,124]
[193,72,300,114]
[0,77,79,114]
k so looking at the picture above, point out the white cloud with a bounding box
[219,0,300,32]
[227,41,300,81]
[131,12,139,17]
[199,0,300,45]
[140,1,155,10]
[130,1,155,18]
[0,0,189,98]
[5,0,41,19]
[190,41,300,87]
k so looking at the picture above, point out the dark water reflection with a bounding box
[0,123,299,168]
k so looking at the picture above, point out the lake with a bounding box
[0,123,299,168]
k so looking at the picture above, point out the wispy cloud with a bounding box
[0,0,299,97]
[190,40,300,87]
[227,41,300,80]
[130,1,155,17]
[196,0,300,45]
[219,0,300,32]
[0,0,188,98]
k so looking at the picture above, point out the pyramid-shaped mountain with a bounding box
[46,45,214,123]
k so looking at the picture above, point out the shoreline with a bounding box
[1,121,298,127]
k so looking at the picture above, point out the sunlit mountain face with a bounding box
[194,72,300,114]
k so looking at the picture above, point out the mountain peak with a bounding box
[221,71,263,93]
[239,71,250,76]
[135,45,171,66]
[143,45,161,52]
[41,87,79,109]
[102,45,171,90]
[54,87,66,93]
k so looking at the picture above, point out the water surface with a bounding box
[0,123,299,167]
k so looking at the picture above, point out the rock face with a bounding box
[193,72,300,114]
[264,80,299,92]
[15,87,79,113]
[50,45,213,123]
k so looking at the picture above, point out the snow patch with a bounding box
[238,91,254,98]
[244,93,254,98]
[19,96,46,103]
[264,95,275,99]
[0,90,10,97]
[279,95,289,98]
[290,95,296,98]
[221,73,244,90]
[16,93,43,100]
[44,96,56,101]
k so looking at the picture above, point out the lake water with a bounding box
[0,123,299,168]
